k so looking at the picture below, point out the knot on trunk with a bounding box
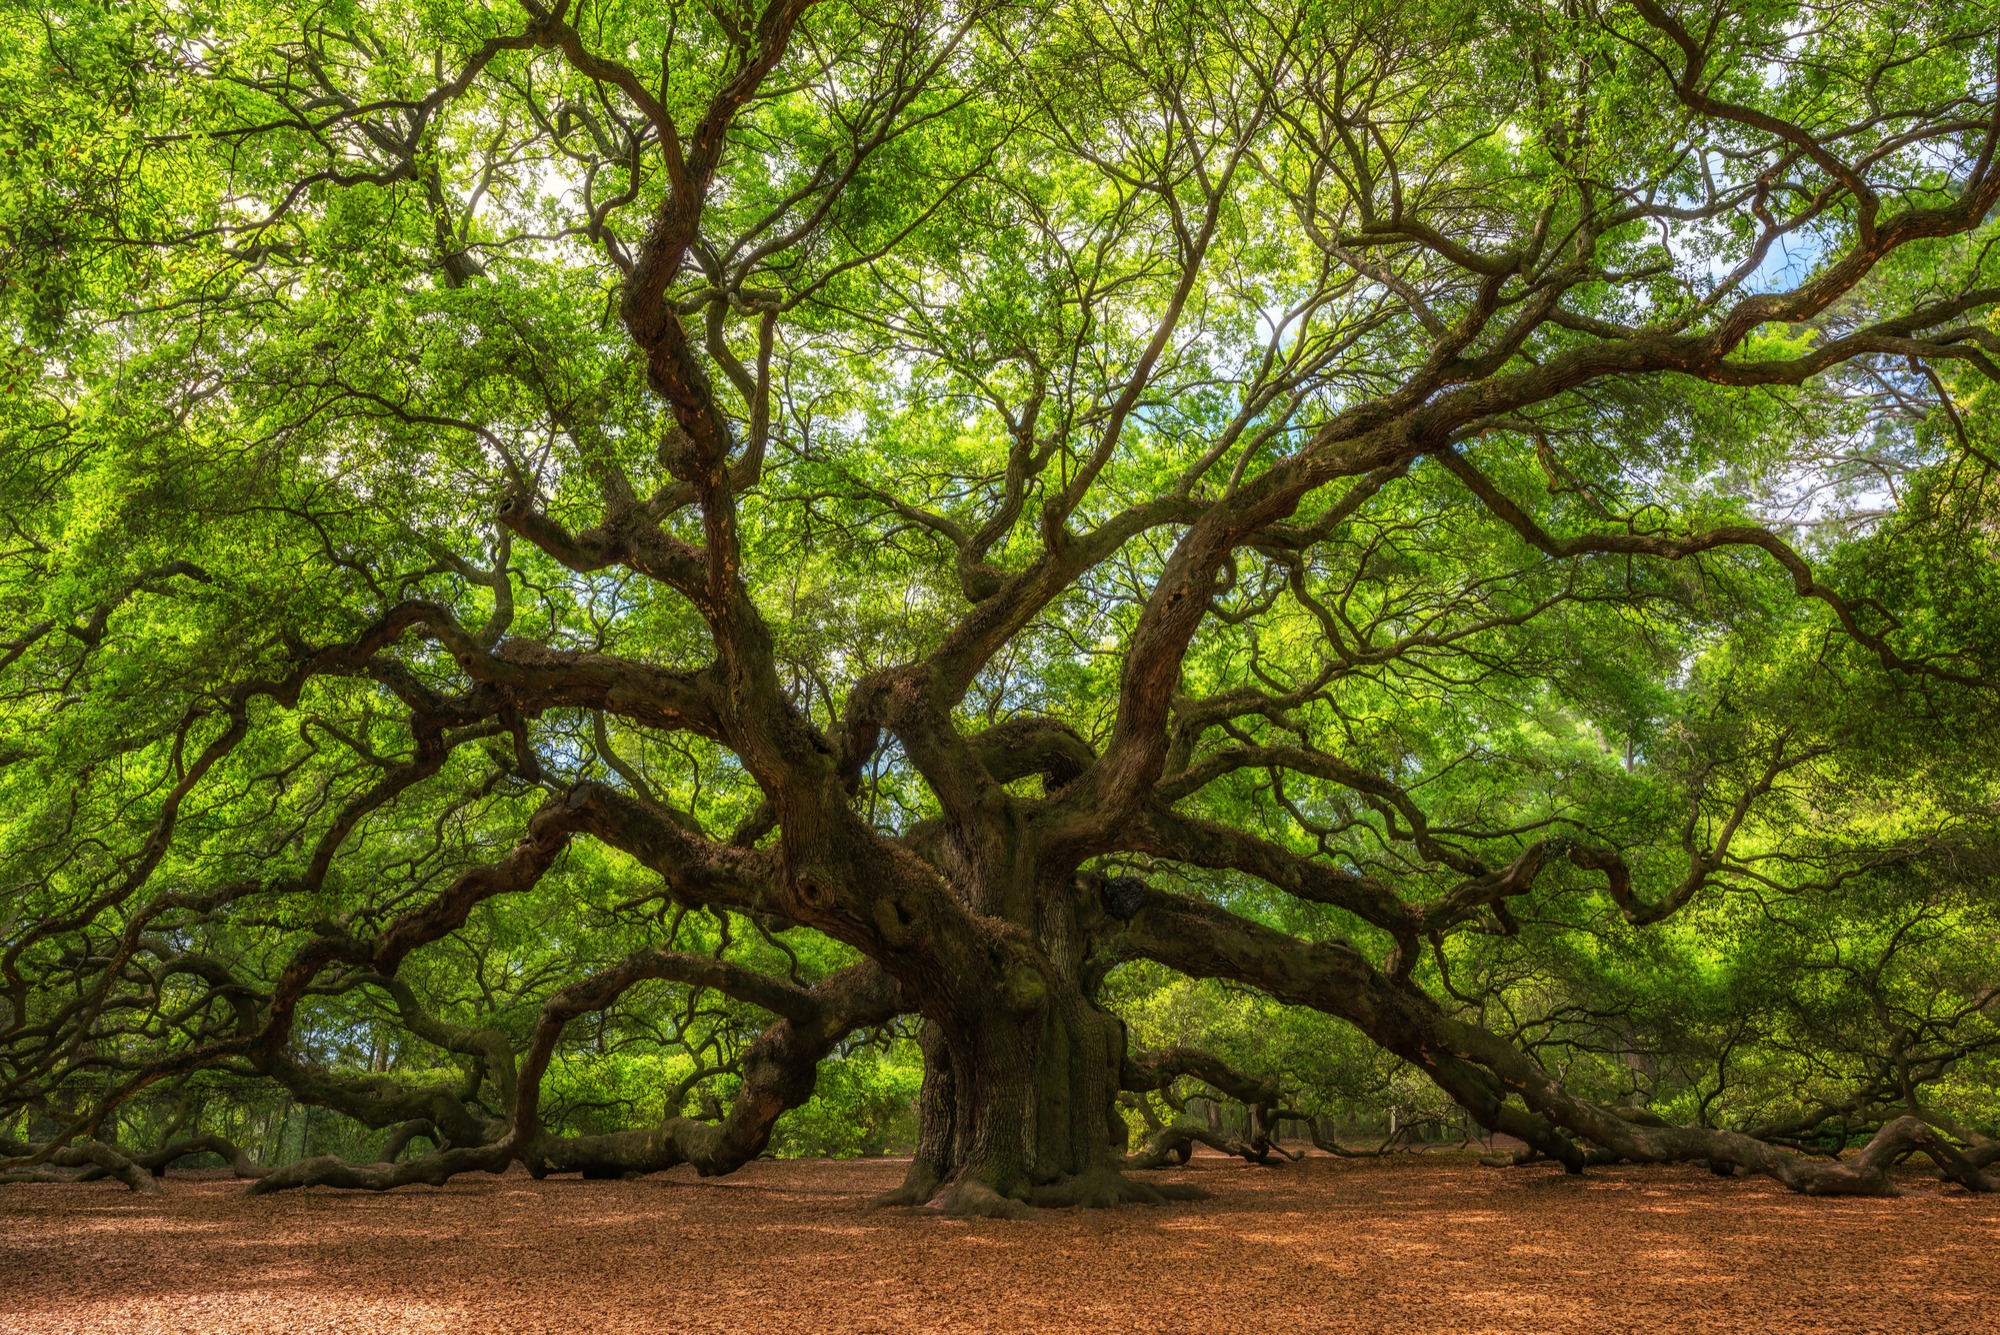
[1101,875,1148,921]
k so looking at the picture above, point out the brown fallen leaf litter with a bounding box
[3,1152,1997,1334]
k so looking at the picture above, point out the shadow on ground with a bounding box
[3,1152,1996,1333]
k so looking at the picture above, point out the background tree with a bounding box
[4,0,2000,1213]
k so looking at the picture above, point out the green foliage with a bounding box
[3,0,1999,1178]
[769,1045,923,1158]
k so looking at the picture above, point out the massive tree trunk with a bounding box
[862,850,1200,1216]
[883,991,1196,1216]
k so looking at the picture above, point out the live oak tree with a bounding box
[5,0,2000,1213]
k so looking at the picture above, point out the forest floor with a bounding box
[2,1151,1996,1334]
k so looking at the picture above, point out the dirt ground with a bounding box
[2,1152,1996,1334]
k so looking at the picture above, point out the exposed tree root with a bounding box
[1546,1099,2000,1196]
[1,1138,161,1193]
[1475,1105,1998,1196]
[923,1178,1040,1220]
[243,1143,511,1195]
[1124,1121,1300,1170]
[863,1163,944,1212]
[872,1166,1208,1218]
[1032,1168,1207,1208]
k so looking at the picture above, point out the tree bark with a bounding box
[872,872,1204,1216]
[879,986,1202,1215]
